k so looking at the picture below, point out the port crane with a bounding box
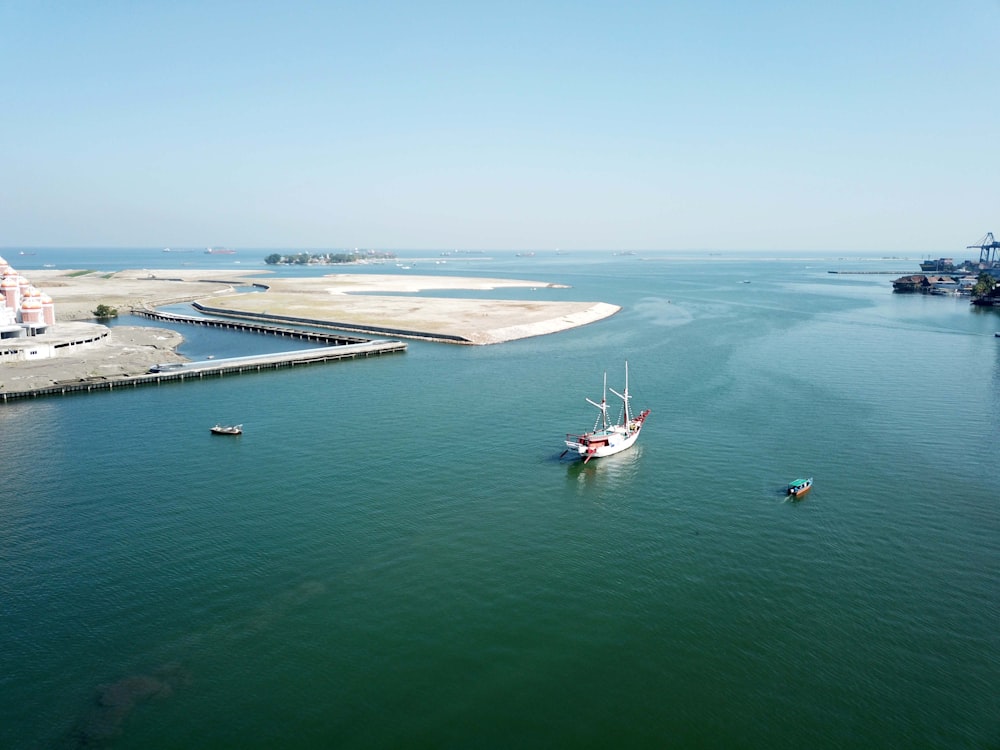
[967,232,1000,264]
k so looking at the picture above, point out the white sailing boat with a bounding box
[563,362,650,463]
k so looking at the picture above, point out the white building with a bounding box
[0,255,57,339]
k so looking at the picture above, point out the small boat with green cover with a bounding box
[787,477,813,498]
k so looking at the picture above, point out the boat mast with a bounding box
[586,371,610,430]
[609,361,632,425]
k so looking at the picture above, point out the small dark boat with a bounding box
[211,424,242,435]
[787,477,813,498]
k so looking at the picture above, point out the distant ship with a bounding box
[206,247,237,255]
[920,258,954,272]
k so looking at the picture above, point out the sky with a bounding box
[1,0,998,252]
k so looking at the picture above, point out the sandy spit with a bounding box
[1,268,619,393]
[34,268,620,344]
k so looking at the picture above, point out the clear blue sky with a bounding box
[1,1,997,252]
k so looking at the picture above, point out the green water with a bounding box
[2,254,998,748]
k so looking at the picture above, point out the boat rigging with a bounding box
[562,362,650,463]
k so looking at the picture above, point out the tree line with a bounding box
[264,251,396,265]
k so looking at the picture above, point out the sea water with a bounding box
[1,249,998,748]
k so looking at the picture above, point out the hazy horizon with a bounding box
[0,245,966,261]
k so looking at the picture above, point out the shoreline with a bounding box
[0,322,187,395]
[28,268,620,344]
[0,268,620,394]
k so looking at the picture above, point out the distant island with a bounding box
[264,250,396,266]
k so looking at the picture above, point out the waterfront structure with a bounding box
[919,258,955,273]
[0,255,64,363]
[0,256,56,339]
[966,232,1000,265]
[891,273,978,295]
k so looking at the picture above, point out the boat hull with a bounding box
[564,409,650,462]
[563,364,648,463]
[787,478,813,497]
[565,428,641,461]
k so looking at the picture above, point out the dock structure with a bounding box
[967,232,1000,265]
[131,307,370,345]
[188,302,473,344]
[0,339,406,402]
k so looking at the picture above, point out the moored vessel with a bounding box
[787,477,813,497]
[563,362,649,463]
[211,424,243,435]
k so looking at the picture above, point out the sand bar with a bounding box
[32,269,620,344]
[1,268,619,393]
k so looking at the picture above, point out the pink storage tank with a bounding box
[40,293,55,325]
[1,275,19,310]
[18,276,31,311]
[20,297,43,324]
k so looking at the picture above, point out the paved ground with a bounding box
[0,323,185,394]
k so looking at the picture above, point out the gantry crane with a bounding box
[967,232,1000,265]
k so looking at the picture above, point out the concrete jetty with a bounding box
[131,306,372,345]
[0,339,406,402]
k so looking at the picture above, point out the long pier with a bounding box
[0,340,407,402]
[132,307,370,345]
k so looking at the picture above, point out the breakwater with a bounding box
[190,302,472,344]
[0,339,406,402]
[132,306,371,345]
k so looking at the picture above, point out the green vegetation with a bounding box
[972,272,999,300]
[264,250,396,265]
[68,270,96,277]
[93,304,119,319]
